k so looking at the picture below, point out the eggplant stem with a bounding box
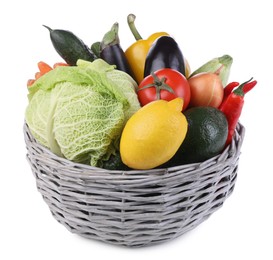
[101,22,120,50]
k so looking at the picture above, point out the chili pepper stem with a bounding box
[233,77,254,96]
[127,14,143,41]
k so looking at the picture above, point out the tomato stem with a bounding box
[137,72,175,100]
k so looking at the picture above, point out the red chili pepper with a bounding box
[220,78,257,146]
[222,81,240,103]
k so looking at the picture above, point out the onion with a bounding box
[188,72,224,108]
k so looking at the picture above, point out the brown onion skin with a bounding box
[188,72,224,108]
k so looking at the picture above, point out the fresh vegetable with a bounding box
[25,59,140,167]
[187,72,224,108]
[25,17,256,171]
[27,79,36,87]
[100,23,134,78]
[27,61,56,87]
[53,62,69,68]
[190,55,233,87]
[125,14,169,83]
[164,106,228,166]
[79,59,140,120]
[144,36,186,78]
[43,25,96,65]
[137,68,191,111]
[32,61,53,82]
[27,61,68,87]
[91,41,101,57]
[220,78,257,146]
[37,61,53,75]
[120,98,188,170]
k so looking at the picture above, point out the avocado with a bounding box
[165,106,228,166]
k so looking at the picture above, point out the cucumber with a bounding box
[43,25,96,65]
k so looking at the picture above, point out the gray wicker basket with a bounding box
[24,122,245,247]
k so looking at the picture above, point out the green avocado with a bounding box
[165,106,228,166]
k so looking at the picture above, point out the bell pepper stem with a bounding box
[127,14,143,41]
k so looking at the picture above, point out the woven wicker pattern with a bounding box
[24,122,245,247]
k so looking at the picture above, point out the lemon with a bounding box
[120,98,188,170]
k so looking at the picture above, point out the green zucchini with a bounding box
[43,25,96,65]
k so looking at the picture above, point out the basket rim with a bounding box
[24,121,245,177]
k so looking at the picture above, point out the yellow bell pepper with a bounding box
[125,14,169,84]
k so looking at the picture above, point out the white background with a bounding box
[1,0,272,259]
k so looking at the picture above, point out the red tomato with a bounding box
[137,68,191,111]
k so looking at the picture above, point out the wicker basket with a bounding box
[24,122,245,247]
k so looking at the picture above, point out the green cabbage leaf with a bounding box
[25,59,140,166]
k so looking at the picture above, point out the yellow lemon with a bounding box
[120,98,188,170]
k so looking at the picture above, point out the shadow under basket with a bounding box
[24,122,245,248]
